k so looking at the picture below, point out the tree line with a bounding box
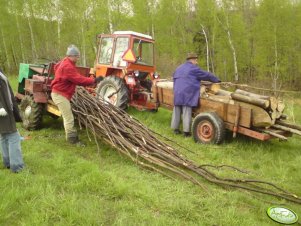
[0,0,301,90]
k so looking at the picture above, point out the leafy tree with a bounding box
[0,0,300,90]
[254,0,295,89]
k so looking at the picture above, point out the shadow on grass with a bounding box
[223,130,271,146]
[42,115,64,130]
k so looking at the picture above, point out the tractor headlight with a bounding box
[153,72,159,79]
[134,70,139,77]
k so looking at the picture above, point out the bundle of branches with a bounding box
[71,87,301,204]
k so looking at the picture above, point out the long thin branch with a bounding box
[71,87,301,204]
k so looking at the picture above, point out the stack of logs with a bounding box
[214,88,284,124]
[234,89,284,122]
[207,86,301,139]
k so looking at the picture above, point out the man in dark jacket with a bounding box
[51,44,103,146]
[171,53,220,137]
[0,70,24,173]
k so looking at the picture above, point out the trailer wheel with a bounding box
[19,95,43,130]
[192,112,225,144]
[96,76,129,110]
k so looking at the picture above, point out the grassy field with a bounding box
[1,76,301,225]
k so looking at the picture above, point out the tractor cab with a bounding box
[95,31,159,110]
[95,31,156,77]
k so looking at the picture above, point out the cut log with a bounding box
[215,89,232,96]
[275,120,301,132]
[270,111,277,125]
[257,129,288,140]
[275,111,283,119]
[207,95,234,104]
[269,97,278,111]
[234,101,272,127]
[277,101,285,112]
[200,86,207,96]
[231,93,270,109]
[272,124,301,136]
[210,83,221,94]
[235,89,269,100]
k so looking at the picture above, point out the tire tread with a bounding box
[96,76,129,110]
[192,112,225,144]
[20,95,43,130]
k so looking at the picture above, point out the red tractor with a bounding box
[94,31,160,110]
[15,31,159,130]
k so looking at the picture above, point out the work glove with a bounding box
[94,76,104,83]
[0,108,8,117]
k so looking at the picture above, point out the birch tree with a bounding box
[200,24,210,71]
[9,1,26,63]
[24,0,38,60]
[194,0,218,73]
[216,1,239,82]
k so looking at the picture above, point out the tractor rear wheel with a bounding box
[96,76,129,110]
[192,112,225,144]
[19,95,43,130]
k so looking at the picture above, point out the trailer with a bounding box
[152,80,301,144]
[15,31,161,131]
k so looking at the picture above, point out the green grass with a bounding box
[1,76,301,225]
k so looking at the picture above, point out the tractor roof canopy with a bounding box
[113,31,153,40]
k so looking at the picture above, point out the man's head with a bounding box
[186,53,198,65]
[66,45,80,63]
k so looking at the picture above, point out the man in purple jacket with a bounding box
[171,53,220,137]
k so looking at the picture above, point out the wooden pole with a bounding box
[276,120,301,131]
[257,129,288,140]
[272,124,301,136]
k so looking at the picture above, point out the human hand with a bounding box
[95,76,104,83]
[0,108,7,116]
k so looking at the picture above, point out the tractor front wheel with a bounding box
[19,95,43,130]
[96,76,129,110]
[192,112,225,144]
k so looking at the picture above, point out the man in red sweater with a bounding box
[51,45,102,146]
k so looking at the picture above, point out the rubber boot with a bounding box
[174,129,181,135]
[67,133,86,147]
[183,132,191,137]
